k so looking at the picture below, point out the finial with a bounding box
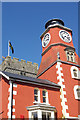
[57,52,60,60]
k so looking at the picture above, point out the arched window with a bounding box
[66,50,75,62]
[73,69,77,77]
[74,85,80,100]
[34,88,40,103]
[71,66,78,79]
[42,89,49,104]
[76,88,80,98]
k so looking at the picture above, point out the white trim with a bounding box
[61,97,67,102]
[74,85,80,100]
[68,116,78,119]
[12,108,15,112]
[62,91,66,95]
[56,62,69,118]
[13,91,17,95]
[8,103,10,109]
[12,115,15,119]
[33,101,40,104]
[13,99,15,106]
[71,66,79,79]
[58,81,63,86]
[8,96,10,100]
[38,109,42,118]
[57,70,63,74]
[65,113,69,118]
[7,112,10,117]
[46,91,49,104]
[7,81,13,118]
[51,111,55,120]
[56,66,62,70]
[8,82,17,118]
[61,85,65,89]
[0,71,9,80]
[61,103,68,109]
[13,83,17,87]
[57,76,64,82]
[38,90,40,103]
[29,111,31,120]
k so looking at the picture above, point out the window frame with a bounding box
[34,88,40,104]
[71,66,79,79]
[42,89,49,104]
[74,85,80,100]
[66,50,75,62]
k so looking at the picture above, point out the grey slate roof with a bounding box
[1,71,61,89]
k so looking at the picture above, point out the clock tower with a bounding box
[37,19,80,118]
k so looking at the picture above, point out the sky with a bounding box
[2,2,79,67]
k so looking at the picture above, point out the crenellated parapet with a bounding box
[1,56,38,78]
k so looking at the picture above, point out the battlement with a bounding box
[1,56,38,78]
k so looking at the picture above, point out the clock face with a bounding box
[42,33,51,47]
[59,30,71,43]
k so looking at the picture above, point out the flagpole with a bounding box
[8,40,10,56]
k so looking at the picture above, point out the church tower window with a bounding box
[66,50,75,62]
[71,66,78,79]
[74,85,80,100]
[76,88,80,98]
[73,69,77,77]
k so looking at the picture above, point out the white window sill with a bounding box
[72,76,78,79]
[40,103,50,106]
[75,97,80,100]
[33,101,50,106]
[33,101,40,104]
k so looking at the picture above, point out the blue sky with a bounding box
[2,2,78,66]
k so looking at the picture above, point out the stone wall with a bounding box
[1,56,38,78]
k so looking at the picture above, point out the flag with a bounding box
[9,41,14,54]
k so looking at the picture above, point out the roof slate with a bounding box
[1,71,60,89]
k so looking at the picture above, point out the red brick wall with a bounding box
[14,82,61,118]
[1,77,9,118]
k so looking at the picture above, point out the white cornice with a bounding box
[27,103,56,111]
